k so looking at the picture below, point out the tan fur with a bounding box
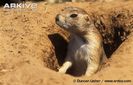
[55,7,107,76]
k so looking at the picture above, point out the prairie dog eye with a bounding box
[70,14,78,18]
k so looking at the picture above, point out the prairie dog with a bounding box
[55,7,106,76]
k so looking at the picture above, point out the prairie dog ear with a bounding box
[84,14,91,22]
[84,14,93,25]
[84,14,90,21]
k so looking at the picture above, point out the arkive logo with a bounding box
[3,2,37,10]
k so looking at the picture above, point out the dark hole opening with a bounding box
[48,33,68,66]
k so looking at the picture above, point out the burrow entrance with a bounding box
[48,31,130,76]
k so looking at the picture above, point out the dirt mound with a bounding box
[0,1,133,85]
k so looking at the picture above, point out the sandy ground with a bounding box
[0,1,133,85]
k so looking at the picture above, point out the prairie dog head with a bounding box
[55,7,94,35]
